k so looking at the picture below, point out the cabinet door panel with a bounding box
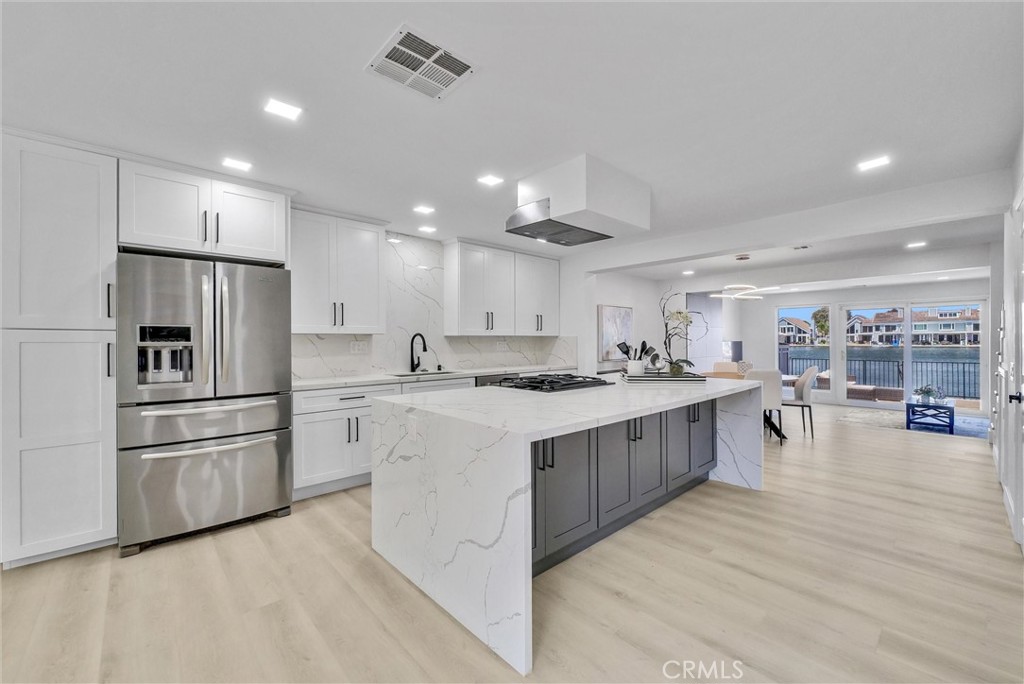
[293,410,355,488]
[514,253,559,336]
[544,430,597,554]
[351,406,373,473]
[665,407,693,490]
[336,220,385,334]
[531,443,546,564]
[2,136,117,330]
[635,413,666,506]
[212,181,287,262]
[691,401,716,472]
[118,161,210,254]
[458,244,489,334]
[290,211,336,332]
[486,247,516,335]
[2,330,116,563]
[597,421,635,526]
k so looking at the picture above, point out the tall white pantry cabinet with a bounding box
[1,135,119,566]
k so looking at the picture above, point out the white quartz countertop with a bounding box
[374,378,762,441]
[291,364,577,391]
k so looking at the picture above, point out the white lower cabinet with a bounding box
[292,385,397,500]
[1,329,117,565]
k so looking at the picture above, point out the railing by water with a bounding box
[778,352,979,398]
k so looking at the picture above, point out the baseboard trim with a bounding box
[294,472,371,501]
[2,537,117,570]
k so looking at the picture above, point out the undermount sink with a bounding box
[390,370,457,377]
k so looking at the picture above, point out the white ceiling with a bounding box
[3,3,1021,256]
[617,215,1003,281]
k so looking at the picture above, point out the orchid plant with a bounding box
[659,290,708,370]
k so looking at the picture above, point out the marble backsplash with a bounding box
[292,231,577,379]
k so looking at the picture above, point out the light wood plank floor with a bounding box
[3,404,1022,683]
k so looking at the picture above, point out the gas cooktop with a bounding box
[498,374,610,392]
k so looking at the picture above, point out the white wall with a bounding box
[575,272,665,375]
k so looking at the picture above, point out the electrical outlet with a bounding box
[496,341,510,352]
[349,340,370,354]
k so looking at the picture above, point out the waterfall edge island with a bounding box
[370,378,764,675]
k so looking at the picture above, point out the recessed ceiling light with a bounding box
[264,98,302,121]
[413,205,435,214]
[936,276,950,280]
[222,157,252,172]
[536,238,547,243]
[418,226,437,234]
[906,241,927,248]
[682,270,695,276]
[477,174,504,186]
[858,155,891,172]
[387,238,402,244]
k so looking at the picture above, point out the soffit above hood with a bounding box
[505,154,651,247]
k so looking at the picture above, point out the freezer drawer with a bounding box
[118,394,291,449]
[118,428,292,548]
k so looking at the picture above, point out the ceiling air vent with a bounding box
[366,25,475,101]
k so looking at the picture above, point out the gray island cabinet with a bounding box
[372,379,764,676]
[532,400,718,573]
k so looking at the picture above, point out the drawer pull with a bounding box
[141,435,277,460]
[140,400,277,417]
[339,395,366,402]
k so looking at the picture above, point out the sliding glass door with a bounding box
[910,304,982,410]
[842,305,906,405]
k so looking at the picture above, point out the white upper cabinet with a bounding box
[443,241,516,336]
[119,161,287,263]
[211,181,287,262]
[118,161,210,253]
[290,210,385,334]
[514,253,560,336]
[2,135,117,330]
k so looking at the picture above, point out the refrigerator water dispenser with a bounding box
[137,325,193,385]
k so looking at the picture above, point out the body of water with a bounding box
[780,345,980,398]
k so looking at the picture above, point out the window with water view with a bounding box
[777,303,981,408]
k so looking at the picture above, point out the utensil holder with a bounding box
[627,360,645,376]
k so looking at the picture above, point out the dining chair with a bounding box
[743,369,784,443]
[782,365,818,438]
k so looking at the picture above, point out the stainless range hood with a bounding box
[505,154,651,247]
[505,198,612,246]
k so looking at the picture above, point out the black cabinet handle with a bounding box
[106,343,114,377]
[540,314,543,331]
[106,283,114,318]
[215,212,220,243]
[355,416,359,441]
[347,417,351,443]
[333,302,338,326]
[637,417,643,440]
[545,440,555,469]
[340,302,345,326]
[535,443,545,471]
[202,210,208,242]
[1010,393,1022,404]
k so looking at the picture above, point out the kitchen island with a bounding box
[370,378,763,675]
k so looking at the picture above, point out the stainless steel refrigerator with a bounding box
[116,253,292,555]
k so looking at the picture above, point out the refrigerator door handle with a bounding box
[201,274,212,386]
[140,400,277,417]
[220,276,230,383]
[140,435,277,460]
